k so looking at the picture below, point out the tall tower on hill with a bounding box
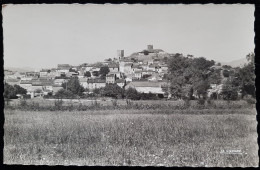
[117,50,124,60]
[147,45,153,50]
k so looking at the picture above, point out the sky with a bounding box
[3,4,255,69]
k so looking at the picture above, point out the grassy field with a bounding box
[4,108,258,166]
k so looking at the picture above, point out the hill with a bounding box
[220,58,249,68]
[4,66,36,72]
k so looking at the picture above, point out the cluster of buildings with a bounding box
[4,45,170,98]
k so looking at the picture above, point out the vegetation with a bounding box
[99,66,110,79]
[4,109,258,166]
[54,89,76,99]
[165,53,255,101]
[61,77,85,96]
[4,83,27,105]
[84,71,91,77]
[101,84,124,98]
[166,54,215,100]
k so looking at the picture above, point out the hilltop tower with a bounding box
[147,45,153,50]
[117,50,124,60]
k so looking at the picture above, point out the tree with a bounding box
[167,54,214,100]
[62,77,85,96]
[55,89,75,99]
[142,74,152,79]
[222,70,230,77]
[4,83,17,100]
[92,71,99,77]
[93,88,102,96]
[220,80,238,101]
[99,66,110,79]
[124,87,140,100]
[101,84,123,98]
[193,81,210,99]
[84,71,91,77]
[236,54,255,98]
[13,84,27,95]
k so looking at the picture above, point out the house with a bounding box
[131,64,142,73]
[119,59,133,73]
[19,80,32,91]
[148,74,162,81]
[125,81,166,96]
[148,64,156,72]
[124,63,133,74]
[160,65,168,72]
[21,76,34,81]
[31,79,53,92]
[52,85,63,95]
[125,77,132,82]
[108,63,119,72]
[67,71,79,77]
[79,77,89,89]
[5,78,20,86]
[106,74,116,84]
[133,71,142,79]
[116,79,126,88]
[77,70,85,78]
[57,64,71,76]
[53,78,69,86]
[4,70,13,76]
[40,69,49,77]
[85,65,93,72]
[12,72,26,79]
[108,71,122,79]
[25,72,39,77]
[86,79,106,90]
[91,67,101,72]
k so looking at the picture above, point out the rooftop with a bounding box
[126,81,166,87]
[116,79,125,83]
[106,74,115,78]
[87,79,106,83]
[108,63,119,68]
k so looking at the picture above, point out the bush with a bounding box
[125,87,140,100]
[54,99,63,110]
[55,89,75,99]
[245,96,256,105]
[23,94,31,99]
[184,99,191,108]
[140,92,158,100]
[112,99,118,107]
[197,98,206,106]
[19,99,27,107]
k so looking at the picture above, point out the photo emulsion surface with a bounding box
[2,4,258,167]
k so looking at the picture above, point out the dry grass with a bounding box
[4,109,258,167]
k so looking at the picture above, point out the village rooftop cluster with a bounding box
[4,45,173,98]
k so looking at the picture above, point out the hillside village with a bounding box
[4,45,252,100]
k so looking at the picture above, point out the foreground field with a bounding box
[4,109,258,167]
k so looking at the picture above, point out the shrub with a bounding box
[54,99,63,110]
[23,94,31,99]
[112,99,118,107]
[19,99,27,107]
[245,96,256,105]
[184,99,191,108]
[55,89,75,99]
[197,98,206,106]
[125,87,140,100]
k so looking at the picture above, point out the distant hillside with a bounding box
[4,66,36,72]
[220,58,249,68]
